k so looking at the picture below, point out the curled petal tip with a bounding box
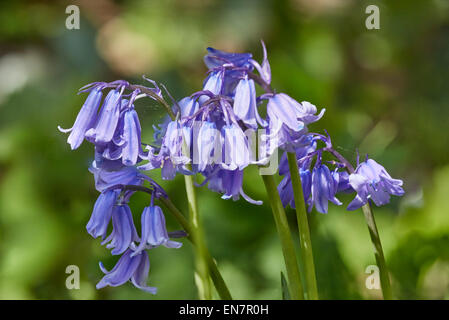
[57,125,72,133]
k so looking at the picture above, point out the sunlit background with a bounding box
[0,0,448,299]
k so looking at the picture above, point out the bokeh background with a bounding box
[0,0,448,300]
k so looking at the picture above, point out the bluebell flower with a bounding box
[221,123,251,171]
[203,47,257,98]
[85,87,124,145]
[90,159,143,192]
[172,93,263,203]
[347,159,404,210]
[334,170,353,193]
[152,117,171,146]
[58,86,103,150]
[310,162,342,214]
[89,157,167,198]
[86,190,119,239]
[278,168,312,209]
[133,204,183,256]
[200,167,262,205]
[267,93,306,132]
[163,121,187,161]
[264,98,324,154]
[178,96,200,118]
[101,204,139,255]
[204,47,253,69]
[233,76,266,129]
[203,69,225,96]
[277,174,294,208]
[264,98,303,154]
[121,107,144,165]
[176,90,262,176]
[97,249,157,294]
[197,121,221,172]
[90,90,147,166]
[101,109,144,166]
[267,94,325,131]
[139,120,190,180]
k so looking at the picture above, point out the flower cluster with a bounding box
[59,80,185,293]
[166,42,403,212]
[142,43,326,204]
[59,41,404,294]
[277,132,404,213]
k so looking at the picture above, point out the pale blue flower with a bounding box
[347,159,404,210]
[58,86,103,150]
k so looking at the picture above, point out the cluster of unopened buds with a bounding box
[59,42,404,295]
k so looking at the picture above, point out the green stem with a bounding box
[261,174,304,300]
[183,174,212,300]
[160,197,232,300]
[286,152,319,300]
[361,203,393,300]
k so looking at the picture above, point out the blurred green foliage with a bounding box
[0,0,448,299]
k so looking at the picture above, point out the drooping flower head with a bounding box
[263,94,325,153]
[233,75,266,129]
[198,167,262,205]
[277,129,404,214]
[97,249,157,294]
[204,47,254,69]
[58,83,104,150]
[149,44,274,203]
[86,152,184,293]
[138,120,191,180]
[60,79,167,168]
[132,194,183,256]
[85,81,128,146]
[101,204,140,255]
[347,158,404,210]
[86,189,119,240]
[310,157,342,214]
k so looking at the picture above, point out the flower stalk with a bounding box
[361,203,393,300]
[327,147,393,300]
[286,152,318,300]
[183,173,212,300]
[261,174,304,300]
